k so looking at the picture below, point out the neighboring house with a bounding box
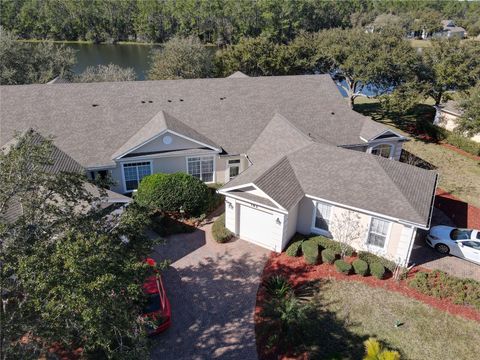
[0,129,130,223]
[0,74,437,266]
[430,20,466,39]
[434,101,480,143]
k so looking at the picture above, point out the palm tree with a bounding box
[363,338,400,360]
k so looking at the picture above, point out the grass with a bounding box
[354,98,480,208]
[309,280,480,360]
[409,39,432,48]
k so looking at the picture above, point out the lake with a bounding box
[66,43,385,96]
[66,43,159,80]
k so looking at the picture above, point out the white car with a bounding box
[426,225,480,265]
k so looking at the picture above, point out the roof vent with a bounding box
[179,99,184,102]
[92,104,99,107]
[331,111,335,115]
[167,99,172,102]
[148,100,153,103]
[141,100,146,104]
[220,97,226,100]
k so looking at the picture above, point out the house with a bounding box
[434,101,480,143]
[431,20,466,39]
[0,129,131,223]
[0,74,437,266]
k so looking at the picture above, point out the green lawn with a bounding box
[354,98,480,208]
[309,280,479,360]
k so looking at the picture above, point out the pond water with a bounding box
[66,43,159,80]
[65,43,387,96]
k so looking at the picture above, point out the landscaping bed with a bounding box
[256,251,480,359]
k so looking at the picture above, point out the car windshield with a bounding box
[450,229,472,240]
[144,294,161,313]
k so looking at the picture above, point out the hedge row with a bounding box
[310,235,355,257]
[358,251,396,272]
[408,270,480,310]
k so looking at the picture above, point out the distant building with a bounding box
[431,20,466,39]
[434,101,479,143]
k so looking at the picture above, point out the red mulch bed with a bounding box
[435,188,480,229]
[440,142,480,161]
[256,252,480,329]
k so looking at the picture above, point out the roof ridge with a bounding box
[373,156,427,222]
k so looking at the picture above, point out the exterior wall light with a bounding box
[276,217,281,225]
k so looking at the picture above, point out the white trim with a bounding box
[222,193,288,214]
[116,149,219,163]
[185,155,216,184]
[310,200,333,237]
[227,158,241,181]
[121,160,153,193]
[219,183,286,211]
[367,142,395,160]
[115,129,221,160]
[364,217,392,255]
[304,194,427,229]
[404,227,417,266]
[369,129,405,141]
[86,164,117,171]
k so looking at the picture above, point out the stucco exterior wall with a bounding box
[130,132,203,154]
[434,110,480,143]
[296,196,417,264]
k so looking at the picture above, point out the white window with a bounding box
[367,218,390,248]
[371,144,393,158]
[123,162,151,192]
[187,156,214,182]
[313,201,332,232]
[228,159,240,180]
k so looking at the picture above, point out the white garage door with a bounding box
[239,205,275,249]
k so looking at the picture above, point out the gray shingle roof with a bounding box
[222,142,437,226]
[112,110,219,160]
[1,75,385,168]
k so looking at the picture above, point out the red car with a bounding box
[142,258,171,335]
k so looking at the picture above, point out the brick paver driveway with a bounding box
[150,216,270,360]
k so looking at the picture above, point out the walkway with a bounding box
[150,216,270,359]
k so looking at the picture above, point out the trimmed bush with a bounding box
[302,240,319,265]
[334,259,352,274]
[285,234,305,257]
[358,251,396,272]
[321,249,336,264]
[352,259,369,276]
[212,213,233,243]
[445,132,480,156]
[370,262,386,279]
[136,172,211,216]
[264,275,292,299]
[310,235,355,256]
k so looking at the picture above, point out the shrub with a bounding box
[334,259,352,274]
[150,214,195,236]
[310,235,355,256]
[352,259,369,276]
[408,270,480,310]
[136,172,211,216]
[364,338,400,360]
[286,240,303,257]
[370,262,386,279]
[212,213,233,243]
[358,251,396,272]
[264,275,292,299]
[445,132,480,156]
[302,240,319,265]
[321,249,336,264]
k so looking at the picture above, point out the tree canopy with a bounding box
[74,63,136,82]
[458,84,480,137]
[0,131,156,358]
[2,0,480,44]
[0,28,75,85]
[148,35,214,80]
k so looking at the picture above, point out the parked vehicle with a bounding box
[142,258,171,335]
[427,225,480,265]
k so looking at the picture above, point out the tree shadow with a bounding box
[152,228,206,264]
[150,249,270,360]
[257,279,399,360]
[354,102,444,143]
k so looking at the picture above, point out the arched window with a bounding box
[370,144,393,158]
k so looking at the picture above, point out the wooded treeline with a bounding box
[2,0,480,44]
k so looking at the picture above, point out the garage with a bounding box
[238,204,275,249]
